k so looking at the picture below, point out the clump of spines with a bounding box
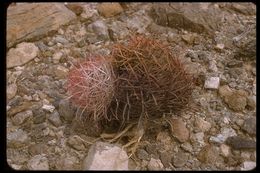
[108,35,194,126]
[66,55,115,121]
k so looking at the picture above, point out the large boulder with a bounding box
[149,3,222,36]
[82,142,128,170]
[7,3,76,48]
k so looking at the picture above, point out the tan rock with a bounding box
[219,85,248,112]
[197,145,219,164]
[218,85,232,98]
[7,83,17,100]
[97,3,123,18]
[194,117,211,132]
[224,90,248,112]
[7,42,39,68]
[169,117,189,143]
[7,3,76,48]
[65,3,83,15]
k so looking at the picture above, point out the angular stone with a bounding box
[209,127,237,144]
[218,85,232,98]
[180,142,193,153]
[194,132,205,146]
[145,143,158,157]
[54,65,69,79]
[65,3,84,16]
[147,158,164,170]
[52,52,63,63]
[172,151,189,167]
[215,43,225,50]
[42,104,55,113]
[126,12,153,34]
[181,33,197,44]
[8,102,33,116]
[219,86,248,112]
[80,4,98,21]
[208,60,218,72]
[55,154,79,170]
[149,3,221,36]
[136,149,149,161]
[88,20,109,41]
[247,96,256,110]
[54,36,69,44]
[97,3,123,18]
[223,3,256,15]
[32,109,46,124]
[233,26,256,61]
[194,117,211,132]
[66,135,86,151]
[197,145,219,164]
[204,77,220,89]
[7,3,76,48]
[160,151,172,168]
[12,110,33,125]
[27,155,49,170]
[227,60,243,68]
[7,129,29,148]
[7,42,39,68]
[220,144,230,157]
[241,161,256,170]
[7,83,17,100]
[28,143,48,155]
[82,142,128,170]
[169,117,189,143]
[48,111,62,127]
[241,117,256,136]
[59,99,74,122]
[225,136,256,150]
[224,90,248,112]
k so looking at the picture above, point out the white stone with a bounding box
[27,155,49,170]
[83,142,128,170]
[42,104,55,113]
[241,161,256,170]
[204,77,220,89]
[147,158,164,170]
[7,42,39,68]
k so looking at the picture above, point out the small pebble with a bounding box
[204,77,220,89]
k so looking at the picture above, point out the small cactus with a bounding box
[66,56,115,121]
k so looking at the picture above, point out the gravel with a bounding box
[6,2,256,171]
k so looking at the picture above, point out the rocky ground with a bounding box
[6,2,256,170]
